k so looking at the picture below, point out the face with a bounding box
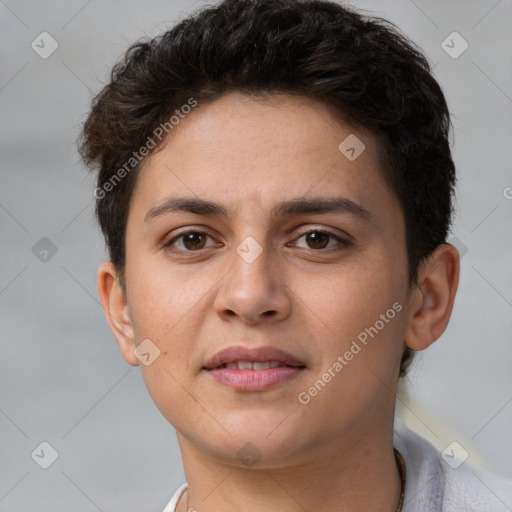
[119,92,413,467]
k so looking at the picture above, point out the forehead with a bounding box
[127,92,398,226]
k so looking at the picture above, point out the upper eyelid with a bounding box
[166,227,217,244]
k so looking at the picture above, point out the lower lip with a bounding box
[205,367,305,391]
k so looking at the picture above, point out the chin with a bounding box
[196,415,316,467]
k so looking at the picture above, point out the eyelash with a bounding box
[164,228,350,253]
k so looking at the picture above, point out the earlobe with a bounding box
[97,261,140,366]
[404,244,460,351]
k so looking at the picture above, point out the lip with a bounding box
[202,345,307,392]
[206,366,305,391]
[203,345,306,370]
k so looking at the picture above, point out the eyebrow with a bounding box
[144,196,374,225]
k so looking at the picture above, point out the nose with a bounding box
[213,240,292,325]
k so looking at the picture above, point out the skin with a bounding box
[98,92,459,512]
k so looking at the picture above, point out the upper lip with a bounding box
[203,345,306,370]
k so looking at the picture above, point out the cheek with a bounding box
[125,259,218,405]
[294,254,407,389]
[294,269,405,420]
[298,253,403,332]
[126,255,211,341]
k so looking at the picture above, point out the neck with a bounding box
[175,418,402,512]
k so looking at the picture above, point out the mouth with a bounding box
[208,360,298,370]
[202,345,306,391]
[203,345,306,370]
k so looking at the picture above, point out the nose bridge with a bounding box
[214,232,291,322]
[230,233,276,298]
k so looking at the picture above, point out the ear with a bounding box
[404,244,460,351]
[97,260,139,366]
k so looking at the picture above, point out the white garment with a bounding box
[162,482,187,512]
[392,417,512,511]
[162,418,512,511]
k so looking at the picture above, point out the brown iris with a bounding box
[304,231,330,249]
[182,232,207,250]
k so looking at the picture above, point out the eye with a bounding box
[292,229,348,250]
[164,230,219,252]
[164,228,349,253]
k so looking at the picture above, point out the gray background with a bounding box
[1,0,511,510]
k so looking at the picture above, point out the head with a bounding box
[79,0,459,466]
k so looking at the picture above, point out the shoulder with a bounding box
[442,462,512,512]
[393,417,512,512]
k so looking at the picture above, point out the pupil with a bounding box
[307,232,328,249]
[185,233,205,250]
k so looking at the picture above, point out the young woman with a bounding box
[79,1,512,510]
